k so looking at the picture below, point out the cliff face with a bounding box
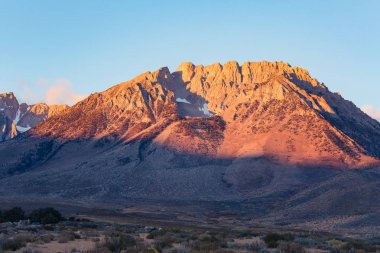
[32,68,177,141]
[16,103,69,130]
[0,112,17,141]
[29,61,380,168]
[169,61,380,167]
[0,92,69,140]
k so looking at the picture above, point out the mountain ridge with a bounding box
[0,60,380,232]
[26,60,380,168]
[0,92,69,141]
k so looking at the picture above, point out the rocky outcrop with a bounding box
[17,103,69,130]
[29,61,380,168]
[169,61,380,167]
[0,112,17,141]
[0,92,19,120]
[32,68,176,141]
[0,92,69,140]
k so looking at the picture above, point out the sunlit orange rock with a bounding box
[26,61,380,169]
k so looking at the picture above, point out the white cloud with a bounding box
[362,105,380,121]
[19,86,41,104]
[0,81,40,104]
[45,79,88,106]
[36,79,49,87]
[3,79,87,106]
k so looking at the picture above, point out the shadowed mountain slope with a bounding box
[0,61,379,232]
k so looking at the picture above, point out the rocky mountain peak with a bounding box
[22,60,380,169]
[0,92,20,120]
[176,62,195,82]
[151,67,171,83]
[0,61,380,224]
[0,93,69,140]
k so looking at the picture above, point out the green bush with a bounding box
[0,207,26,222]
[264,233,294,248]
[15,234,35,244]
[341,240,376,252]
[238,230,258,238]
[154,237,173,250]
[86,247,112,253]
[29,207,62,224]
[101,233,136,253]
[39,234,55,243]
[57,232,76,243]
[147,229,167,239]
[191,235,227,251]
[278,241,306,253]
[1,238,26,251]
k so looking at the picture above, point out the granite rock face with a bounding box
[28,61,380,168]
[0,61,380,231]
[0,92,69,140]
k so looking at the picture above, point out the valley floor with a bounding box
[1,197,380,239]
[1,211,380,253]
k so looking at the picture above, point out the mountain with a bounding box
[0,61,379,232]
[0,92,69,141]
[25,61,380,168]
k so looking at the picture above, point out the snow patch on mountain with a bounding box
[16,125,31,132]
[13,108,21,124]
[199,103,213,117]
[176,98,191,104]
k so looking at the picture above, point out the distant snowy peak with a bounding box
[17,103,69,131]
[0,92,69,139]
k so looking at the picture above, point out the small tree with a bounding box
[29,207,62,224]
[1,207,25,222]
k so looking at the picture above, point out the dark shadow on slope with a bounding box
[0,125,350,195]
[290,77,380,159]
[164,71,214,117]
[0,126,380,225]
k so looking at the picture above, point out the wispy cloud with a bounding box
[5,79,88,106]
[45,79,87,105]
[362,105,380,121]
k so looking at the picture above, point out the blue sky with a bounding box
[0,0,379,118]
